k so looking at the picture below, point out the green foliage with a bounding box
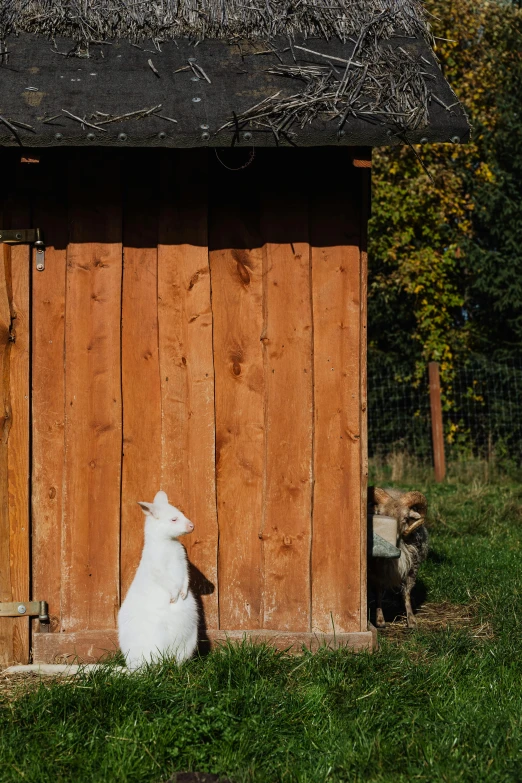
[369,0,522,384]
[2,480,522,782]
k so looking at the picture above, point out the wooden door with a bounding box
[0,148,369,666]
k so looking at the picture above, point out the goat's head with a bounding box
[399,490,428,537]
[369,486,427,539]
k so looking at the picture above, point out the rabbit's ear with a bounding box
[137,501,154,516]
[153,490,168,506]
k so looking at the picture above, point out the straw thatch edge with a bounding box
[0,1,430,45]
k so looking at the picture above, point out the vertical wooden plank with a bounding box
[0,240,13,666]
[120,152,162,601]
[158,151,218,629]
[359,163,370,630]
[0,226,30,663]
[310,149,363,635]
[0,171,12,665]
[8,239,31,661]
[32,152,68,634]
[61,150,122,633]
[260,153,313,632]
[209,153,265,630]
[0,161,32,665]
[429,361,446,482]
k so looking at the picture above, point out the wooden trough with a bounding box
[0,1,469,666]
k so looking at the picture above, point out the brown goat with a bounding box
[368,486,429,629]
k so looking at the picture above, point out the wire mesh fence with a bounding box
[368,356,522,467]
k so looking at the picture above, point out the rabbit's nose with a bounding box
[186,521,194,533]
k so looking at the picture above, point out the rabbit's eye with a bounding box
[171,517,178,522]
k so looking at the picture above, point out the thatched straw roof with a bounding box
[1,0,428,44]
[0,1,469,148]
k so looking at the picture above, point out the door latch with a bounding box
[0,228,45,271]
[0,600,49,622]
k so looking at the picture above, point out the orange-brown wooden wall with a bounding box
[0,148,369,665]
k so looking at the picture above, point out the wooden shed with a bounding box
[0,0,469,666]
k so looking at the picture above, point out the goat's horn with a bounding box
[368,486,392,505]
[401,490,427,512]
[403,519,425,537]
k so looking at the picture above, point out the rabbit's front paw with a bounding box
[180,589,187,600]
[170,592,180,604]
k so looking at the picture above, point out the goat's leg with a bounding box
[402,574,417,629]
[376,587,386,628]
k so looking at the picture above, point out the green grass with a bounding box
[2,476,522,783]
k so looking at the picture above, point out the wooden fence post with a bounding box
[428,362,446,482]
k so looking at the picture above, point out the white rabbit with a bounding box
[118,491,199,671]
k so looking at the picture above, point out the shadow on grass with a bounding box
[367,576,429,627]
[426,547,447,565]
[367,545,449,628]
[165,773,232,783]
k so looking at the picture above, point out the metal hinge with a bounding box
[0,600,49,622]
[0,228,45,271]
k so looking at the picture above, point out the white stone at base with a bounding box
[2,664,128,675]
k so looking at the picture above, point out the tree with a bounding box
[368,0,522,385]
